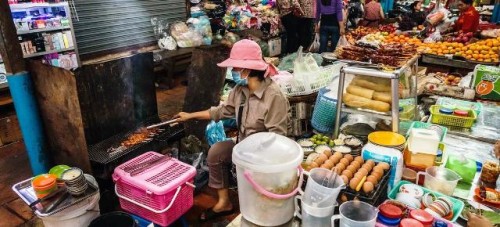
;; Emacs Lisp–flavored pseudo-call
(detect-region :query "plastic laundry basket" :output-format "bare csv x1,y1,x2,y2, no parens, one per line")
311,87,337,133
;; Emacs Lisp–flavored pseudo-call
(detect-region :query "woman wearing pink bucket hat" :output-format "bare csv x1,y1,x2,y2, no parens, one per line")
174,39,290,221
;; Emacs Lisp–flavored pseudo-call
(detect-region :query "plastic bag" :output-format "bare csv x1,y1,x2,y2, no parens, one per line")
294,47,320,74
308,34,320,53
205,120,230,146
336,35,349,50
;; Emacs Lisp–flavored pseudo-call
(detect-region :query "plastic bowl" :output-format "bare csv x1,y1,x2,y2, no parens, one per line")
49,165,71,179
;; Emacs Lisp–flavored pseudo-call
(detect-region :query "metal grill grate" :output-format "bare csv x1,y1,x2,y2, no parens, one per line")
88,119,184,182
88,122,183,165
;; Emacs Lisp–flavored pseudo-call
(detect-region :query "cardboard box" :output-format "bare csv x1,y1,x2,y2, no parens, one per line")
0,116,22,145
473,64,500,101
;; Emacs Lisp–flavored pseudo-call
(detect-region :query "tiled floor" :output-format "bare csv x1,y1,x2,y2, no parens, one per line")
0,74,240,226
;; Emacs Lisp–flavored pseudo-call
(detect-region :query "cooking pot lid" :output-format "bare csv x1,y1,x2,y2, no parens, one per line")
232,132,303,173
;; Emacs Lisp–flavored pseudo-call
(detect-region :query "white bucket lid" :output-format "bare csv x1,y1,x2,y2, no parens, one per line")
232,132,303,173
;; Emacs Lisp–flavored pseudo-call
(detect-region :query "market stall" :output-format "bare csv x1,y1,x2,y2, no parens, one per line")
6,0,500,225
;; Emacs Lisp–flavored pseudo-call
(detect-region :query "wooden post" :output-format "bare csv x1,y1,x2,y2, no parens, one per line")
0,0,26,74
0,1,51,175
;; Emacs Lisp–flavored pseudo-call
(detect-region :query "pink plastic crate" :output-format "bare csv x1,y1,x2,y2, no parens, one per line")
113,152,196,226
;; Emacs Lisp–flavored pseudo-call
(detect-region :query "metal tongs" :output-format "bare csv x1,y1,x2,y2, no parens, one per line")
146,118,179,130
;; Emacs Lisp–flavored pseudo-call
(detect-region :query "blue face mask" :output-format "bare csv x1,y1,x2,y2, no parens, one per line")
232,70,248,86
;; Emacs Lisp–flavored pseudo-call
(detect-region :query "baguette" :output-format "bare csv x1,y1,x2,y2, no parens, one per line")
344,92,391,112
373,91,392,103
346,85,375,99
351,77,392,92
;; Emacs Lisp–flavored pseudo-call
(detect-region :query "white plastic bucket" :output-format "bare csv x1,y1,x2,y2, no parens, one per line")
39,174,100,227
233,133,304,226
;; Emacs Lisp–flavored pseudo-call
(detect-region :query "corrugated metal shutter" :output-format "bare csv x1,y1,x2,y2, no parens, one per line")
73,0,186,56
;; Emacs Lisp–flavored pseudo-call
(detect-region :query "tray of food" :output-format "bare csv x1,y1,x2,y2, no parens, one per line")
338,162,391,207
474,186,500,207
335,42,418,68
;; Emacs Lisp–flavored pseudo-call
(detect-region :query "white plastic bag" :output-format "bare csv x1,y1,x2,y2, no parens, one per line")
336,35,349,51
308,34,320,53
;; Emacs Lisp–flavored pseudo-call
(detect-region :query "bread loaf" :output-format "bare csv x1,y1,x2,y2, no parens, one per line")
344,93,391,112
351,77,392,92
373,91,392,103
346,85,375,99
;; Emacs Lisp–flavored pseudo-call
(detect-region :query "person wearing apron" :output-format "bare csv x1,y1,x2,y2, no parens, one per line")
315,0,345,52
173,39,290,222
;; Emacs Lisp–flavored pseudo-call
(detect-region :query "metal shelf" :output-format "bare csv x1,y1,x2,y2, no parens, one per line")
9,2,68,10
333,56,420,138
421,55,477,70
342,106,393,121
24,47,74,58
17,26,71,35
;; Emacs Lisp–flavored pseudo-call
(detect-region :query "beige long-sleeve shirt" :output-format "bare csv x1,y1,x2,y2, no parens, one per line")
208,78,290,141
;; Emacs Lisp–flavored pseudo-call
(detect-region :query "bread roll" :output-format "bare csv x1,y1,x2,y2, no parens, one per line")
351,78,391,92
373,91,392,103
344,93,391,112
347,85,375,99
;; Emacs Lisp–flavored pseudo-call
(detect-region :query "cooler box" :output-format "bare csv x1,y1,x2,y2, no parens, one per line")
113,152,196,226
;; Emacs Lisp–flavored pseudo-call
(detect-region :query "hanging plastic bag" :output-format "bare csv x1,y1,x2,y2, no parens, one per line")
308,34,320,53
205,120,230,146
336,35,349,50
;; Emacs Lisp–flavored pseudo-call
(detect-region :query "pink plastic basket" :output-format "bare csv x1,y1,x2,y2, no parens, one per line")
113,152,196,226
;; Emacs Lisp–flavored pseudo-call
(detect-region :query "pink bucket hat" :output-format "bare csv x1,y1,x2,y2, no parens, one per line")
218,39,277,77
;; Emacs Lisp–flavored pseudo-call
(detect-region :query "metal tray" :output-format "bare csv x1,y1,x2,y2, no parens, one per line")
11,174,99,217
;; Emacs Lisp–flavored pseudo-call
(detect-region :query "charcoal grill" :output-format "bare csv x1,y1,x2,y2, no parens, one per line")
88,119,184,186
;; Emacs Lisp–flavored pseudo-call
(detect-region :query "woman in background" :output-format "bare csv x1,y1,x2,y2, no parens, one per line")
315,0,345,52
360,0,384,27
453,0,480,33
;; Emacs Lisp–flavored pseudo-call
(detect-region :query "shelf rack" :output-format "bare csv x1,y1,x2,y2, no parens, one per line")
17,26,71,35
333,56,420,138
10,2,80,67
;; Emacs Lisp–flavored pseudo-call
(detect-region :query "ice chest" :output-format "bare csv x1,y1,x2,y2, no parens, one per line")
113,152,196,226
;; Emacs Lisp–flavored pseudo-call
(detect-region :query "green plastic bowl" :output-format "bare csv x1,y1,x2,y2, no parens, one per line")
49,165,71,179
